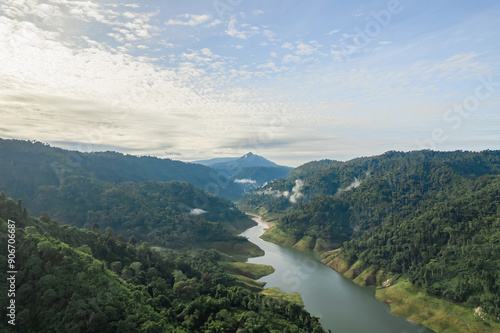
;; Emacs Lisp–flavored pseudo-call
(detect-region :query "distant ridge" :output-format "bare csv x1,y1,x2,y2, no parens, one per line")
195,152,283,169
195,152,293,193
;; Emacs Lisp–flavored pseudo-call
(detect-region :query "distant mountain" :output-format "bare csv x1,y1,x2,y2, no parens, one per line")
195,152,293,194
197,152,279,168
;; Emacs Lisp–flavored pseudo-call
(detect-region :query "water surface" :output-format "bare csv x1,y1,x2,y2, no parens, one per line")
240,217,433,333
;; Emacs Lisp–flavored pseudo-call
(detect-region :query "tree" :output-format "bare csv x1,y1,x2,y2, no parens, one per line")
40,211,51,223
105,226,115,239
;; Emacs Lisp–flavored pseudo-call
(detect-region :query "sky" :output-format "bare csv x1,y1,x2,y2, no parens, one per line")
0,0,499,167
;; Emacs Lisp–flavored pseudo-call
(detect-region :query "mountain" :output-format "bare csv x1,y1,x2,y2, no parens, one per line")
0,138,243,201
195,152,293,195
198,152,280,169
0,195,324,332
241,150,500,320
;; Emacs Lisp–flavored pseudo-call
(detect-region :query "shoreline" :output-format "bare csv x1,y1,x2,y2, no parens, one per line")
252,214,499,333
246,213,273,228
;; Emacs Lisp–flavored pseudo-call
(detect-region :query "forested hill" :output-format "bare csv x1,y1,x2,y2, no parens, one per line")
241,150,500,213
241,150,500,318
29,178,255,250
0,139,266,255
0,138,243,201
0,196,325,332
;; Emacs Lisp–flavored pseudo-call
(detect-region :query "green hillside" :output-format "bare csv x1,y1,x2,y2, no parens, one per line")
28,177,255,251
0,195,325,332
242,150,500,320
0,138,243,201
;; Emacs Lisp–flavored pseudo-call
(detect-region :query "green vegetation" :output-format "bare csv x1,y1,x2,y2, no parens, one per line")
0,195,325,332
29,176,255,250
244,150,500,328
217,262,275,292
0,138,243,201
260,288,304,307
375,279,499,333
259,226,297,248
217,262,275,280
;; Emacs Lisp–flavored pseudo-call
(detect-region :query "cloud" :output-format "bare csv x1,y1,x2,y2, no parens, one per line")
0,0,160,45
254,179,304,203
234,179,256,184
189,208,207,215
296,42,316,55
206,19,222,27
226,19,250,39
283,54,300,63
289,179,304,203
337,177,361,194
165,14,211,26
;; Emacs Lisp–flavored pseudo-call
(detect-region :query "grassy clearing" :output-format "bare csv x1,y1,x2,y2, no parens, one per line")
231,274,267,292
218,261,275,280
260,226,296,247
260,287,304,307
376,279,500,333
293,235,316,251
209,240,264,261
352,265,378,287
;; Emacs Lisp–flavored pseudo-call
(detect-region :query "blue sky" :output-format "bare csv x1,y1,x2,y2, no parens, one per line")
0,0,499,166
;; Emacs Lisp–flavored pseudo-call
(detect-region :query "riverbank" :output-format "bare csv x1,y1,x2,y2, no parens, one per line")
252,216,499,333
240,215,433,333
320,249,500,333
245,213,273,228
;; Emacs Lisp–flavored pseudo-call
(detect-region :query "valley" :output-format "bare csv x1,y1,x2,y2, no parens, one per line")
1,141,499,332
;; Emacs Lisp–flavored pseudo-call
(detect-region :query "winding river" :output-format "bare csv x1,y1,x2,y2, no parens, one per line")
240,216,434,333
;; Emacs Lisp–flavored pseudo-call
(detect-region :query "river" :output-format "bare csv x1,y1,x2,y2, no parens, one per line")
240,216,434,333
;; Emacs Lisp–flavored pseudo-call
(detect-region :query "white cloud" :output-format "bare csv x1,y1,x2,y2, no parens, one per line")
234,179,256,184
289,179,304,203
190,208,207,215
206,19,222,27
296,42,316,55
283,54,300,63
327,29,339,35
165,14,211,26
226,19,249,39
337,177,361,194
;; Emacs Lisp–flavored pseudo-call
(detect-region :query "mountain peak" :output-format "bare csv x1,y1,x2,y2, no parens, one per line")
243,152,254,158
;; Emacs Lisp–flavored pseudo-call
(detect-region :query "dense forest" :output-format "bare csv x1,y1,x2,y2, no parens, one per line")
29,176,253,249
0,139,270,254
0,195,325,332
242,150,500,318
0,139,243,201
